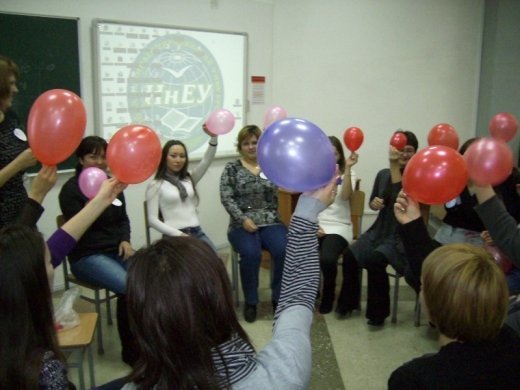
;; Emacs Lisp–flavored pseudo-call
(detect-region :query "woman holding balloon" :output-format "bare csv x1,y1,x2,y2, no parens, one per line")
0,56,37,229
220,125,287,323
145,125,218,250
318,135,358,314
58,135,137,365
340,130,418,326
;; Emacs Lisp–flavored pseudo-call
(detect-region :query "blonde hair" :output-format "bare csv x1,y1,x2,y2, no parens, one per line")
236,125,261,153
422,243,508,342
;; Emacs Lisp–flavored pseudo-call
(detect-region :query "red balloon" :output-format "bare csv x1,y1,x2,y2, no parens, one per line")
343,127,364,152
489,112,518,142
427,123,459,150
463,137,513,186
106,125,161,184
28,89,86,165
390,132,407,150
402,145,468,205
485,245,513,274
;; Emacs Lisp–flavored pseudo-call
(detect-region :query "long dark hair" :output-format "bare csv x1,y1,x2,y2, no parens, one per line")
154,140,198,201
329,135,346,174
0,225,64,389
74,135,108,176
127,236,252,389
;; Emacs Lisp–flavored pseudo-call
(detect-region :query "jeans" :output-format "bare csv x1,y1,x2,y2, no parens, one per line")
180,226,217,252
228,223,288,305
70,252,128,295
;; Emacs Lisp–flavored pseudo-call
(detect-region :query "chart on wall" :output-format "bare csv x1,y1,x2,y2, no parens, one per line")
93,20,248,159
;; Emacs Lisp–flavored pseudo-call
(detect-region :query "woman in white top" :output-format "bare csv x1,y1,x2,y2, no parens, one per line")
318,135,358,314
146,127,218,250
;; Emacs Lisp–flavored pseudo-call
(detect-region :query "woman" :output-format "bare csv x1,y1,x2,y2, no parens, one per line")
0,55,37,228
339,130,418,325
146,127,217,250
318,135,358,314
388,243,520,388
58,135,137,365
0,178,126,389
122,178,337,389
220,125,287,323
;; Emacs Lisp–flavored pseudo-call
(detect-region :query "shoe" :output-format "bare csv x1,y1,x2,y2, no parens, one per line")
319,299,334,314
335,306,352,318
272,300,278,314
367,318,385,327
244,304,257,323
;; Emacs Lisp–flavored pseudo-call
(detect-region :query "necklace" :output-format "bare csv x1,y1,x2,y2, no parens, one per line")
241,158,260,172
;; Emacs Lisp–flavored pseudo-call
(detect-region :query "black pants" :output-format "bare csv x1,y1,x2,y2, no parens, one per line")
363,250,391,321
319,234,348,304
336,247,361,311
117,294,138,366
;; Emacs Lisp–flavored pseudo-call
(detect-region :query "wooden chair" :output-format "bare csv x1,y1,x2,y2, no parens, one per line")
56,216,116,354
58,312,98,390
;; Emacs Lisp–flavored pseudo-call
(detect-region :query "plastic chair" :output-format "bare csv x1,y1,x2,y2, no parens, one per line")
56,215,116,354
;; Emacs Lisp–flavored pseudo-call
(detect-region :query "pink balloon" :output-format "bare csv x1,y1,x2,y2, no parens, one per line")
206,109,235,135
489,112,518,142
464,137,513,186
485,245,513,274
79,167,108,199
107,125,162,184
263,105,288,129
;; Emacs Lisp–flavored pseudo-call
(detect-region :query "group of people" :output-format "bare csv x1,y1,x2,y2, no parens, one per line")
2,52,520,389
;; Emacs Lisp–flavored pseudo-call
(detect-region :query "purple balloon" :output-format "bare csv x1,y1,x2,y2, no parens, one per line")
258,118,336,192
79,167,108,199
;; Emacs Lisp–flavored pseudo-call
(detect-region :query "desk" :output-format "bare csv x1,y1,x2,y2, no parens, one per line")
58,312,98,390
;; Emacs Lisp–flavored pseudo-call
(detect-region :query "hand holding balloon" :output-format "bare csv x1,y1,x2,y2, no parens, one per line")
343,127,364,152
79,167,108,199
393,190,421,225
390,132,407,150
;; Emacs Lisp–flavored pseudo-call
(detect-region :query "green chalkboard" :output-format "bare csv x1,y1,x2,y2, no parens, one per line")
0,12,81,173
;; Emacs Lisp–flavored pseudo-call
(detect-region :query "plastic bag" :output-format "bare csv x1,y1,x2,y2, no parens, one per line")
54,286,81,331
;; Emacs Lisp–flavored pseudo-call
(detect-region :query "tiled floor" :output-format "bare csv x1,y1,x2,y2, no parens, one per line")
57,250,438,389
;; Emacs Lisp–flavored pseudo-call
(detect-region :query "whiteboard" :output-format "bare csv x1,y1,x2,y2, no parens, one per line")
92,19,248,159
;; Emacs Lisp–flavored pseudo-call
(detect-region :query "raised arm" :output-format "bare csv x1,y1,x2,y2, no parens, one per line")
191,135,218,183
340,152,358,201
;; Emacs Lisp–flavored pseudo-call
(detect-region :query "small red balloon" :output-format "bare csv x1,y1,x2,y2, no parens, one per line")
485,245,513,274
489,112,518,142
28,89,86,165
427,123,459,150
390,132,408,150
464,137,513,186
343,127,364,152
402,145,468,205
107,125,162,184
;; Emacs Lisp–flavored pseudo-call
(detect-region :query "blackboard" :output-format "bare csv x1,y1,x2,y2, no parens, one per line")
0,12,81,173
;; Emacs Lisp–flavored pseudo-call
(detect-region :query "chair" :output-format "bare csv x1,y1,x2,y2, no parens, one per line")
56,215,116,354
231,248,273,307
58,312,98,390
350,179,365,241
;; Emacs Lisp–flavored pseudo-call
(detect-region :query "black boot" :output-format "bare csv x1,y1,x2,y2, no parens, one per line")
244,304,257,323
117,294,138,366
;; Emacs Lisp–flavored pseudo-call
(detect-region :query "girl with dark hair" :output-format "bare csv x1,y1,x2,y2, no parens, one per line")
317,135,359,313
0,178,126,389
145,126,218,250
122,178,338,389
338,130,418,326
59,135,137,365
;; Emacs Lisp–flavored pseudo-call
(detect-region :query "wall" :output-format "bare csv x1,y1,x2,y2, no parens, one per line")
2,0,484,290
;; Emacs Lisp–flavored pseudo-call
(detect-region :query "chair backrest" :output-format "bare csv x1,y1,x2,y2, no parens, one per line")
350,179,365,240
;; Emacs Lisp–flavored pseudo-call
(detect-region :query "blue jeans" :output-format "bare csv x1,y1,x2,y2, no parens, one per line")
70,252,128,295
180,226,217,252
228,223,288,305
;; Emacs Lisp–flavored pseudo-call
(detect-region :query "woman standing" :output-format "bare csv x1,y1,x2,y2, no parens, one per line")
146,127,217,250
318,135,358,314
220,125,287,323
0,55,36,228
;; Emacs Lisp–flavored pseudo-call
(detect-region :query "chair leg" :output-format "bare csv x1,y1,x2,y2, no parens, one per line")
93,289,105,355
105,289,113,326
391,273,400,324
414,294,421,327
231,249,240,307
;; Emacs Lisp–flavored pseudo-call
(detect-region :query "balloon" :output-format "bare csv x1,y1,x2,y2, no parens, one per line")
106,125,162,184
489,112,518,142
485,245,513,274
463,137,513,186
402,145,468,205
390,132,407,150
258,118,336,192
263,105,288,129
79,167,107,199
28,89,86,165
427,123,459,150
343,127,364,152
206,109,235,135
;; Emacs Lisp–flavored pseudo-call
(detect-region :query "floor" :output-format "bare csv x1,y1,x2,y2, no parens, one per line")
56,250,438,390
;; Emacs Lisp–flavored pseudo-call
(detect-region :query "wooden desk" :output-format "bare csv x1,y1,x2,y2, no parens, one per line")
58,312,98,390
